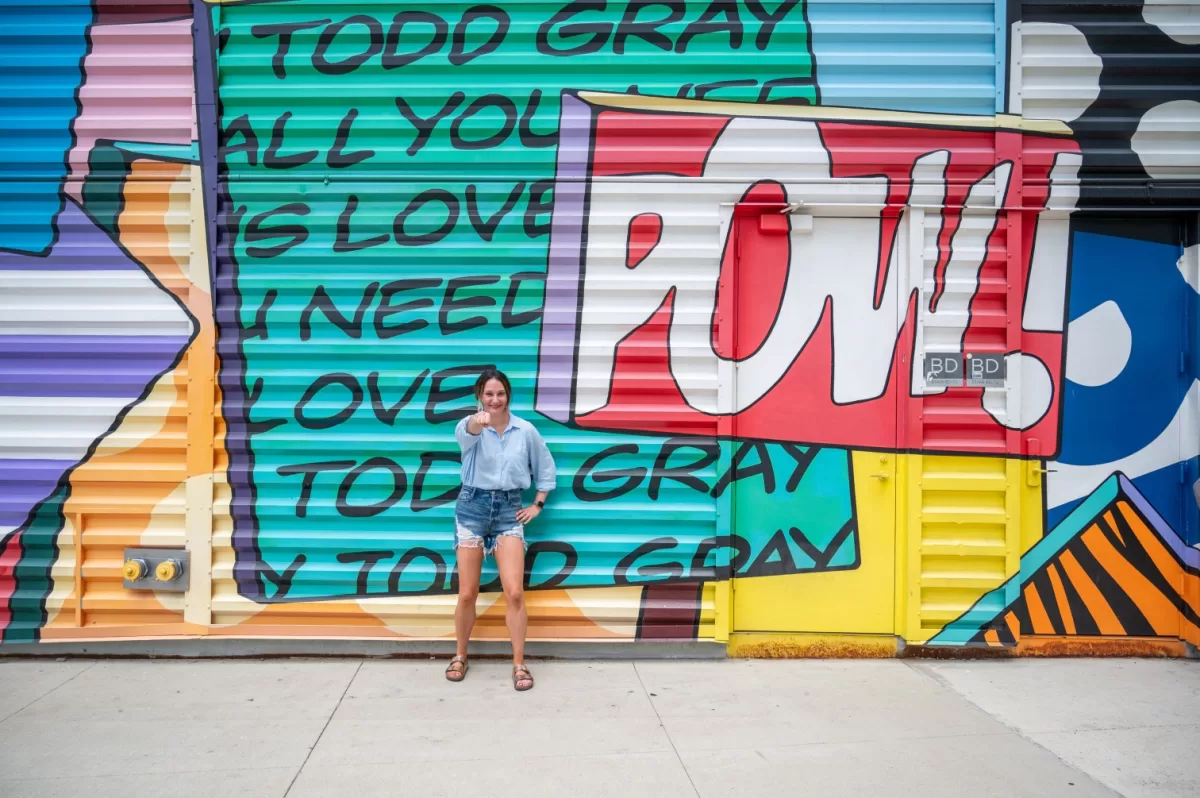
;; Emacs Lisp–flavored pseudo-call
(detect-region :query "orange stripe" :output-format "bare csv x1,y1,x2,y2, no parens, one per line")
1059,549,1125,635
1103,510,1123,545
1004,611,1021,640
984,629,1001,646
1179,613,1200,644
1023,583,1055,634
1118,502,1198,616
1083,526,1179,635
1047,563,1076,634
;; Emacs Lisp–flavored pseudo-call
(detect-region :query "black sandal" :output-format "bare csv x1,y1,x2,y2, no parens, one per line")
445,655,468,682
512,663,533,691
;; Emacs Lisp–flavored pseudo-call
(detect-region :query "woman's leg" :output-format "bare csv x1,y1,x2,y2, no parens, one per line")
494,536,527,667
454,543,484,659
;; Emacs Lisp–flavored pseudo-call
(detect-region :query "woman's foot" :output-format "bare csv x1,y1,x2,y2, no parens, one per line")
512,663,533,691
445,655,468,682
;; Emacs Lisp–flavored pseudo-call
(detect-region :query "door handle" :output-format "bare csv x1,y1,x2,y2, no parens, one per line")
1026,461,1057,487
870,455,890,480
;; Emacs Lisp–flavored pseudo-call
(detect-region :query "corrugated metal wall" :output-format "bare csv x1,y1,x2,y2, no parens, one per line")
211,0,825,635
0,0,1197,652
0,1,198,641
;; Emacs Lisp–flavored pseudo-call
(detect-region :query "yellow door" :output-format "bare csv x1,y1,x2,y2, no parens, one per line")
722,210,898,639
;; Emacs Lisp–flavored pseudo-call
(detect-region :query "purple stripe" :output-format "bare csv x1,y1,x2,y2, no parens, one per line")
0,199,142,272
212,129,262,599
1119,475,1200,569
0,459,75,530
535,92,592,424
193,0,220,297
0,335,190,398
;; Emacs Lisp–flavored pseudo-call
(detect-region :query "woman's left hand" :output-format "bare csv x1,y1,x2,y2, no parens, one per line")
516,505,541,524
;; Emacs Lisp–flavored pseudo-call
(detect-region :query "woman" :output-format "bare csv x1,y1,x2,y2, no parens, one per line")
445,368,556,691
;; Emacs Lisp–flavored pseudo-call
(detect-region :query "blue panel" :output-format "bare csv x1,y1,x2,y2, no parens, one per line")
1048,460,1199,546
0,1,92,254
1055,228,1197,544
807,0,999,115
1059,232,1192,467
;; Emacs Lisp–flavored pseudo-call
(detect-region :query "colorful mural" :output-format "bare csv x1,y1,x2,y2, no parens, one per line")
932,474,1200,646
0,0,1197,653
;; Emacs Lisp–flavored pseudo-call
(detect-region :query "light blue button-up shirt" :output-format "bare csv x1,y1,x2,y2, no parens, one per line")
455,413,557,492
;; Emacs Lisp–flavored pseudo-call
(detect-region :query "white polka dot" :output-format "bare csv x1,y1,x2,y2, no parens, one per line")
983,353,1054,431
1179,244,1200,293
1065,301,1133,387
1013,22,1102,122
1144,0,1200,45
1132,100,1200,180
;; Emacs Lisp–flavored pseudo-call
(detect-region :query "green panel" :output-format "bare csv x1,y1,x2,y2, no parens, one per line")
2,486,65,643
216,0,852,602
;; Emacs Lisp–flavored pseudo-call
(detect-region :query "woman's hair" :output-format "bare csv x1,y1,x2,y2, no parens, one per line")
474,368,513,405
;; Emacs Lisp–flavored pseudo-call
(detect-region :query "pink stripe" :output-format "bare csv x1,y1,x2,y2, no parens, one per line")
0,530,22,635
66,18,194,197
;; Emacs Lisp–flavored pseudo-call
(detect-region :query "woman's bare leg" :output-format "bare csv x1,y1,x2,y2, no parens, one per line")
494,536,527,666
454,544,484,658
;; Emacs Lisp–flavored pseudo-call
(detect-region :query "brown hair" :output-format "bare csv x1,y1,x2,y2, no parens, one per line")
474,368,513,406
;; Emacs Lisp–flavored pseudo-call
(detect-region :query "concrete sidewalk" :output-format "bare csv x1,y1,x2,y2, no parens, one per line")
0,657,1197,797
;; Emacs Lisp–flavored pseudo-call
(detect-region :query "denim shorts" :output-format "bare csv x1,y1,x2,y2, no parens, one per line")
454,486,526,556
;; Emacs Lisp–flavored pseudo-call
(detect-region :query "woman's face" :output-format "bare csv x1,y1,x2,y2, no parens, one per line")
480,378,509,413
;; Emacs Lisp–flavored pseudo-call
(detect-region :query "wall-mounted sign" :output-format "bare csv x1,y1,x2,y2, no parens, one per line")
924,354,964,387
965,353,1007,387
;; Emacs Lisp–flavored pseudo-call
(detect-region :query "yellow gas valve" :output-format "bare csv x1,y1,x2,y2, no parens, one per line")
155,559,183,582
122,559,148,581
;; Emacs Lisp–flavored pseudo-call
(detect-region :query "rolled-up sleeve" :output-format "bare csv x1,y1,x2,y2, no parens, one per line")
455,416,481,452
529,427,557,491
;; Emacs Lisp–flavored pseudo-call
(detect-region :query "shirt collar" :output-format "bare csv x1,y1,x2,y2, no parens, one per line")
487,414,521,434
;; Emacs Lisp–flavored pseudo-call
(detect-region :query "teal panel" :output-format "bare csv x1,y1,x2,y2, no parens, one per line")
215,0,857,602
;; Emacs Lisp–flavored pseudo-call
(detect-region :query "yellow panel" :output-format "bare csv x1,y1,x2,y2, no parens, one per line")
711,580,731,642
900,454,1042,644
730,451,896,634
1022,460,1049,556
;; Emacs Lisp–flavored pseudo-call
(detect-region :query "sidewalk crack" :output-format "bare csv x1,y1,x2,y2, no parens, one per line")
283,660,362,797
904,661,1124,797
0,661,97,726
634,662,701,798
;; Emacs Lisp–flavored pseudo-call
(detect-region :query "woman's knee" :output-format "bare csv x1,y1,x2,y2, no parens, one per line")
503,584,524,607
457,586,480,605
